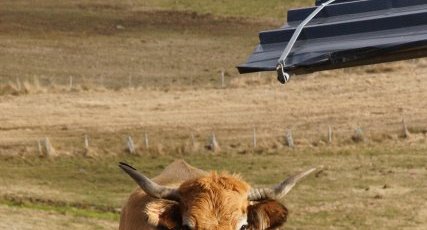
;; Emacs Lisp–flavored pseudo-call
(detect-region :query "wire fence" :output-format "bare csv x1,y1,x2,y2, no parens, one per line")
2,116,425,157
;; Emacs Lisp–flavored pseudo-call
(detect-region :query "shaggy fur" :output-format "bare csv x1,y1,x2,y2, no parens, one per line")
178,172,250,229
119,160,289,230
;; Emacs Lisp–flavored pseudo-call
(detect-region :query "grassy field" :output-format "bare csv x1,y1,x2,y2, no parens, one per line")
1,146,427,229
1,0,427,229
1,62,427,157
0,0,281,89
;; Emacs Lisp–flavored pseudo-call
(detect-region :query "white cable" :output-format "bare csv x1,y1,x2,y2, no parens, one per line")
277,0,336,83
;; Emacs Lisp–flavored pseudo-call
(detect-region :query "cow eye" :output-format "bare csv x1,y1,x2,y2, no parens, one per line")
240,224,249,230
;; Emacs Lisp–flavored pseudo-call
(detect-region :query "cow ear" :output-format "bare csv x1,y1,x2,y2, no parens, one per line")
145,200,182,229
248,200,288,230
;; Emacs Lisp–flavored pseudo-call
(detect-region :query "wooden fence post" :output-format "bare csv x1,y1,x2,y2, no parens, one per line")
84,134,89,149
253,128,257,148
37,140,43,156
209,132,220,152
352,128,364,143
127,136,136,154
401,118,410,138
42,137,56,157
144,133,149,150
328,126,333,144
221,71,225,88
286,129,294,148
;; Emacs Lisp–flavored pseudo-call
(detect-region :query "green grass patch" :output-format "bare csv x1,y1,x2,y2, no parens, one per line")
1,195,119,221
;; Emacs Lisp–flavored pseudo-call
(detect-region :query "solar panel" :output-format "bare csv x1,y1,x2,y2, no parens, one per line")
237,0,427,83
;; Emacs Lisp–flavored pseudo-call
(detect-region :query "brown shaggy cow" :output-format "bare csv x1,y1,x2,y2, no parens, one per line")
119,160,316,230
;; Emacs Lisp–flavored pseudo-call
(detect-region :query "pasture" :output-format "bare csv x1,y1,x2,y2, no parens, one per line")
1,0,427,229
2,148,427,229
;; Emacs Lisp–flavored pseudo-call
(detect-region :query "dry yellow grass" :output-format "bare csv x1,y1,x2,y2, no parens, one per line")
1,59,427,155
0,0,278,90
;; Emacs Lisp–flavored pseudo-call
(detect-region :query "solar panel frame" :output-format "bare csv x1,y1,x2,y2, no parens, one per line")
237,0,427,76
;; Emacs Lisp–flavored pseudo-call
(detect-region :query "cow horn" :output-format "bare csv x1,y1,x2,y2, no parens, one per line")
248,168,316,201
119,162,180,201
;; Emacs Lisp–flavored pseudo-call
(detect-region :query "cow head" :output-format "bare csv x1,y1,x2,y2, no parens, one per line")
119,162,315,230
